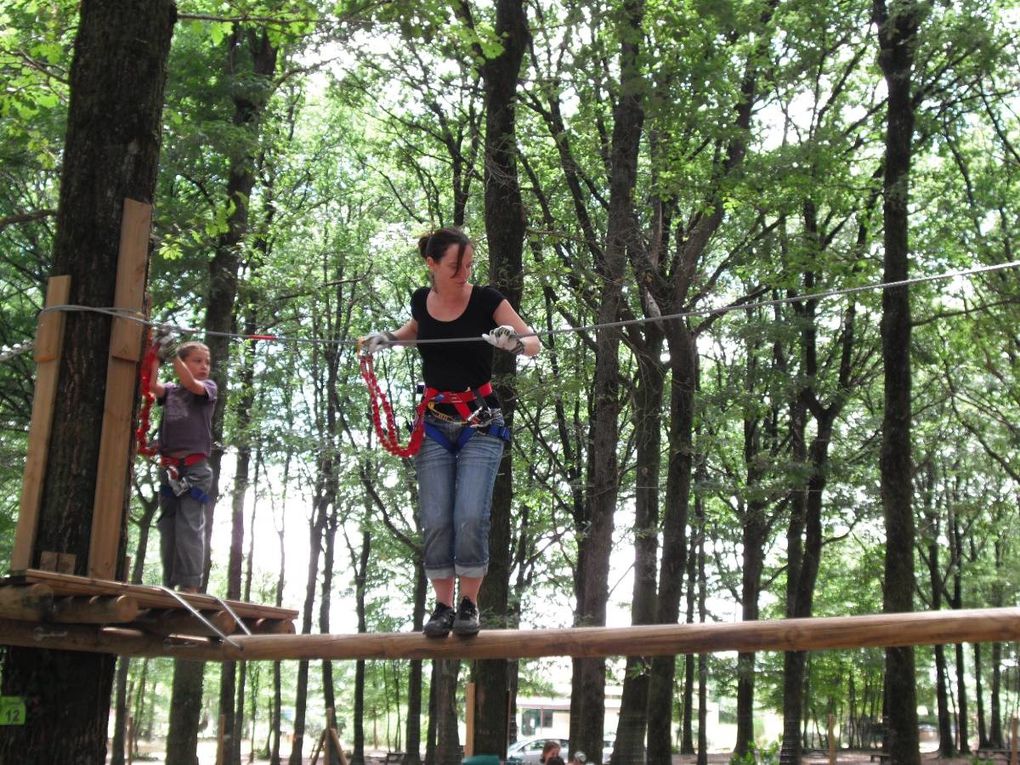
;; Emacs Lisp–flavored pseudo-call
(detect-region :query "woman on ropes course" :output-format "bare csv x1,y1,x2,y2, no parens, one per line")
360,226,541,637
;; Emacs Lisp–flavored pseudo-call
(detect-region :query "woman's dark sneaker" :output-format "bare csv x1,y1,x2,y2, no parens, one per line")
423,602,456,638
452,597,480,636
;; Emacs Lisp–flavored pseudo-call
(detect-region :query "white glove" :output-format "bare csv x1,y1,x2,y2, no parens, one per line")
155,330,177,362
361,331,397,354
482,325,525,355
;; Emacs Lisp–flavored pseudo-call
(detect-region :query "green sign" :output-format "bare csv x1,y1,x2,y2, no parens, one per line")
0,696,26,726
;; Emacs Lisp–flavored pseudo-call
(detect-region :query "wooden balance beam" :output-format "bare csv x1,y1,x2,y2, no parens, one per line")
0,606,1017,662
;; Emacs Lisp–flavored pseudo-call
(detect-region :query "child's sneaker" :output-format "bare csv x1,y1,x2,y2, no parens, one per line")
423,602,456,638
452,597,480,636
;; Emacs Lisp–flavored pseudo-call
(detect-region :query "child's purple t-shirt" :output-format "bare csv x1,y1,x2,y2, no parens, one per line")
158,380,217,456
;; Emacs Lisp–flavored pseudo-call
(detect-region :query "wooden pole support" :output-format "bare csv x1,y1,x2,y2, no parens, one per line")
216,713,226,765
11,275,72,572
134,608,236,638
465,681,476,758
309,729,326,765
0,584,54,620
52,595,140,624
89,198,151,580
249,618,297,635
1010,716,1017,765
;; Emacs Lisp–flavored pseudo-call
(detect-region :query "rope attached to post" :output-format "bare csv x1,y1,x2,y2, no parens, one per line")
135,328,159,457
358,352,433,458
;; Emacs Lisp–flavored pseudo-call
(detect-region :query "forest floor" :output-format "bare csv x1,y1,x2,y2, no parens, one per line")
117,743,1004,765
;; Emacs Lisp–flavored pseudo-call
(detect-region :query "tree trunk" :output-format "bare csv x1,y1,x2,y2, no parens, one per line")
734,507,767,756
351,528,372,765
572,1,644,760
614,342,665,765
473,0,530,754
948,514,970,753
403,565,428,765
0,1,174,762
679,521,699,756
873,2,921,763
975,643,990,749
435,659,463,765
695,501,708,765
288,502,328,765
647,327,696,765
221,316,258,765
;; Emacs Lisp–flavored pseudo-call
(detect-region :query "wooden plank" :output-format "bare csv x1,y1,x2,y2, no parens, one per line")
109,199,151,361
11,275,71,572
7,570,297,621
89,199,152,580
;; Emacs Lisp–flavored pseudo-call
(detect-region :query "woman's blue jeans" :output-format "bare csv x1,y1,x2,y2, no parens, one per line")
415,416,505,580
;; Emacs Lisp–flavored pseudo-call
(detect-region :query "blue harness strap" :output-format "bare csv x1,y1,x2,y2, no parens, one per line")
423,420,511,454
159,482,210,504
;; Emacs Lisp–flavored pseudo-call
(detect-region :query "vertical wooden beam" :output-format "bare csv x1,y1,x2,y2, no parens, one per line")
1011,716,1017,765
10,274,72,572
465,681,476,758
88,198,151,579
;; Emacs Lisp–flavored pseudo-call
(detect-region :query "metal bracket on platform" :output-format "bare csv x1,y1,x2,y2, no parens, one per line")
207,594,252,636
156,586,241,649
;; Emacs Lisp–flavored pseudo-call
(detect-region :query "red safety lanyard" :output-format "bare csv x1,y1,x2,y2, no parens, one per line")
359,353,434,458
136,329,159,458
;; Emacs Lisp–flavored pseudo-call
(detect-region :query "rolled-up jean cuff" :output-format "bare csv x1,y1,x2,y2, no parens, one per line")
455,563,488,578
425,565,456,580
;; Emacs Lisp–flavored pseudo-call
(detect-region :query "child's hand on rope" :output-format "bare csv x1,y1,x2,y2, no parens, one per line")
482,325,525,355
360,331,397,355
154,329,177,362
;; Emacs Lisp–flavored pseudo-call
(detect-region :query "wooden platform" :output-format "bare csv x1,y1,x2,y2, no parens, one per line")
0,569,297,639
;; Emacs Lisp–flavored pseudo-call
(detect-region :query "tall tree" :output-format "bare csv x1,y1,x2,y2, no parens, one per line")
0,0,175,761
873,0,921,762
570,0,644,760
455,0,532,755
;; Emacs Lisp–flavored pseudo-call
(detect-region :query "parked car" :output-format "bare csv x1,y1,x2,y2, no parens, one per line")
506,737,570,765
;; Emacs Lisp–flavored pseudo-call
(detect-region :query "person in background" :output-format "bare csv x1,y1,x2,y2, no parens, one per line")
149,336,216,593
360,226,541,637
539,740,562,765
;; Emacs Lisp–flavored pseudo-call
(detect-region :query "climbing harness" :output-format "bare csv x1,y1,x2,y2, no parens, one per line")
358,351,510,458
420,384,511,454
158,454,211,503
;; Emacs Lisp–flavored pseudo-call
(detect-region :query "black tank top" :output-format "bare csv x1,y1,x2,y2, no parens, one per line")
411,284,504,392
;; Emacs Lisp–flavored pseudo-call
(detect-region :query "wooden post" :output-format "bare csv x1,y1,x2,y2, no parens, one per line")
326,707,343,765
10,275,72,572
1010,716,1017,765
88,198,151,579
465,681,475,758
309,729,326,765
215,713,226,765
828,713,836,765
